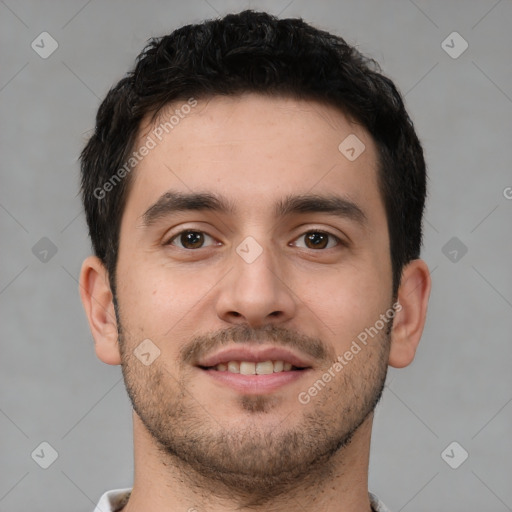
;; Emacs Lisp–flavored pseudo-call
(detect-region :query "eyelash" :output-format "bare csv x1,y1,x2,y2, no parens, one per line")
165,229,343,250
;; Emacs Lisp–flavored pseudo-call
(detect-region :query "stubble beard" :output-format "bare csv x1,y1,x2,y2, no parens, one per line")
117,317,390,505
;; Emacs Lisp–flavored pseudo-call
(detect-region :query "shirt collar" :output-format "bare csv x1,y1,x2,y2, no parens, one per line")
94,488,392,512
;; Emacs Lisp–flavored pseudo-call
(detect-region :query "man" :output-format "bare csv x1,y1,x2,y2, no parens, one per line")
79,10,431,512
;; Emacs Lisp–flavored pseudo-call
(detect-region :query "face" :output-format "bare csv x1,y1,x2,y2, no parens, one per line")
114,93,394,496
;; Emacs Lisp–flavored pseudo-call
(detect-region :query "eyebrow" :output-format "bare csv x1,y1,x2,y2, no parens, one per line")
141,190,367,228
142,191,236,227
275,193,367,226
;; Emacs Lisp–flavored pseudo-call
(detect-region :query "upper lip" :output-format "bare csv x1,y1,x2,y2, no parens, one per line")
196,345,314,368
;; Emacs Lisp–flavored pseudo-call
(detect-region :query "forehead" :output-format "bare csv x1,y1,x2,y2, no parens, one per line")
125,93,383,223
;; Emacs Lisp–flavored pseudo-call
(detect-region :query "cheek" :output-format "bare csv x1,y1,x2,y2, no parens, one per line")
115,259,217,337
296,264,391,349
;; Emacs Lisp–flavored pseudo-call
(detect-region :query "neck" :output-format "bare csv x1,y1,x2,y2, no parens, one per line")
122,412,374,512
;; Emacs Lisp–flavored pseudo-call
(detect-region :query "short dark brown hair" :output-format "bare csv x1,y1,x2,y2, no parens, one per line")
80,9,426,296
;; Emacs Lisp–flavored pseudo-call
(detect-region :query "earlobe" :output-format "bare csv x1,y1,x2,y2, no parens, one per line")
389,259,431,368
79,256,122,365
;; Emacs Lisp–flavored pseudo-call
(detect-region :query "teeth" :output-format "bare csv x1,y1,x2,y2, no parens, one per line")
227,361,240,373
273,360,284,372
240,362,256,375
213,360,296,374
255,361,274,375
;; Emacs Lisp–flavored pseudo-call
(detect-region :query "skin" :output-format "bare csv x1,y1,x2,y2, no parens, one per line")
80,93,431,512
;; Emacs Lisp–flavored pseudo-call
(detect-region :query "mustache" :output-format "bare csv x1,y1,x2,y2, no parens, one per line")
180,324,335,366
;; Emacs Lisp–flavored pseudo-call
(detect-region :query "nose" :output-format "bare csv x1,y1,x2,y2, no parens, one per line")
215,240,297,328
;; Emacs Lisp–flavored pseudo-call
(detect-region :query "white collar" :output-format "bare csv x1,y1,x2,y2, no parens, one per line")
94,488,392,512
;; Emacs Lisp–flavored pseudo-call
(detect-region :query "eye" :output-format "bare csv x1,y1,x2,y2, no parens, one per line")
292,231,340,250
166,230,217,249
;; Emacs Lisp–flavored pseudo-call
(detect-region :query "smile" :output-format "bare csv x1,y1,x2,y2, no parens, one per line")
202,360,307,374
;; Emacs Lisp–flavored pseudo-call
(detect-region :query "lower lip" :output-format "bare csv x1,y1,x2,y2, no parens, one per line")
201,368,311,394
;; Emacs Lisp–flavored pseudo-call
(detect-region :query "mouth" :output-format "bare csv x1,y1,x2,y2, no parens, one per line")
199,360,308,374
196,345,313,394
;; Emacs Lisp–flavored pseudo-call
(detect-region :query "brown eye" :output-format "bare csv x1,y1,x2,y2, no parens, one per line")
294,231,339,250
168,230,214,249
305,232,328,249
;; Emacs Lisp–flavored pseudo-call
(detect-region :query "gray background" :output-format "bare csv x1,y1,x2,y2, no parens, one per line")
1,1,511,511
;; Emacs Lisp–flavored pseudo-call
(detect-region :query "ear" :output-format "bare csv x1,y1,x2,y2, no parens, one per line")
388,259,431,368
79,256,121,365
